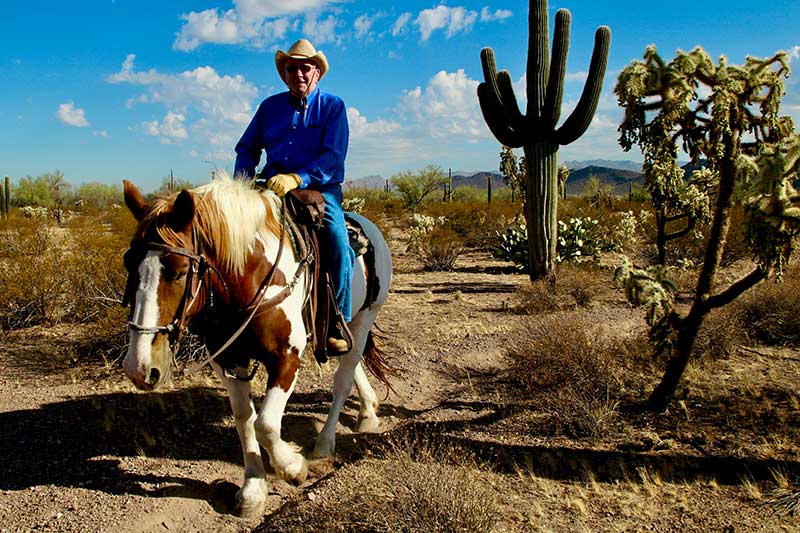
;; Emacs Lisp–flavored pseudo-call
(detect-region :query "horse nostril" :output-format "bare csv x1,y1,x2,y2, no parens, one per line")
147,368,161,386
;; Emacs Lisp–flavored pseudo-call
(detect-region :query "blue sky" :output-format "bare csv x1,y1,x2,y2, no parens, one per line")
3,0,799,192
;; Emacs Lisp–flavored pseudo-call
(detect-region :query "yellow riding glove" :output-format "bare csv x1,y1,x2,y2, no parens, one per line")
266,173,302,196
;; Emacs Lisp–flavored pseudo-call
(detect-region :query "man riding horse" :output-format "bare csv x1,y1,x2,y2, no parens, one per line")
233,38,352,354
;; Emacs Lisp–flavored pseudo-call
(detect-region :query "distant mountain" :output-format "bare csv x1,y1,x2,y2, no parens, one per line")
565,166,644,196
345,160,656,194
452,171,505,190
564,159,643,172
344,175,387,190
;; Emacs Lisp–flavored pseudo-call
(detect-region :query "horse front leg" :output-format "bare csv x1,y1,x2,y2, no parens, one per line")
254,349,308,485
210,361,268,519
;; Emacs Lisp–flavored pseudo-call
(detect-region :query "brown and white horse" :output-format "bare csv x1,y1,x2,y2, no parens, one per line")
121,174,392,517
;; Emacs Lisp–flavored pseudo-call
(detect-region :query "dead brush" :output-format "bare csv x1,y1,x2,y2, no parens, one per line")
261,433,510,533
505,315,644,439
734,267,800,346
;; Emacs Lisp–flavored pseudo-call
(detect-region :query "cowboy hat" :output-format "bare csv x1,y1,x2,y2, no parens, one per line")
275,39,329,82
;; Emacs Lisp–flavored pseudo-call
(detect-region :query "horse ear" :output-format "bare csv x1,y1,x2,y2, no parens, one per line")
123,179,148,221
169,189,196,232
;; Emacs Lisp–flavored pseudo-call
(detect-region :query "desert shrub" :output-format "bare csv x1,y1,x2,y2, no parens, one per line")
693,305,746,360
425,199,521,250
506,316,646,438
406,214,465,271
0,220,73,328
493,218,528,272
512,264,612,314
557,216,619,264
342,196,365,213
735,270,800,346
258,436,505,533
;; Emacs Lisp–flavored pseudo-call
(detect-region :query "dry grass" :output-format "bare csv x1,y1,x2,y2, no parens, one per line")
504,314,651,439
735,268,800,346
258,435,515,533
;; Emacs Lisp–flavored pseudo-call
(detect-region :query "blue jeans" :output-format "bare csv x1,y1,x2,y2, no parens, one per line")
319,187,354,323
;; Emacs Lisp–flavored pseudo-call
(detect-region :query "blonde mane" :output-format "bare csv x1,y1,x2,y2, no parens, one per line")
136,172,283,275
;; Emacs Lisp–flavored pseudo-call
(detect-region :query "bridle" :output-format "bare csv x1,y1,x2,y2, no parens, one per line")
122,198,312,377
123,226,218,349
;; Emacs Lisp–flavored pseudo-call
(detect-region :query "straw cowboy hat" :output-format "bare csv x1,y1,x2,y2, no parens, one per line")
275,39,329,82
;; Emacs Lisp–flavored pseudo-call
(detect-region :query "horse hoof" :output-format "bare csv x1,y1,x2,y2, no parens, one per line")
310,436,335,459
356,415,380,433
235,497,266,519
283,457,309,485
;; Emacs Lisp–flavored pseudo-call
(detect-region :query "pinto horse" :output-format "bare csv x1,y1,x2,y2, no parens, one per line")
121,174,392,517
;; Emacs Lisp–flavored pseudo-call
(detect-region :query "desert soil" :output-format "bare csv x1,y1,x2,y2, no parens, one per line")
1,251,798,532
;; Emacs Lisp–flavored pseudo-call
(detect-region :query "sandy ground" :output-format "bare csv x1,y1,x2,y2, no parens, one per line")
1,252,798,532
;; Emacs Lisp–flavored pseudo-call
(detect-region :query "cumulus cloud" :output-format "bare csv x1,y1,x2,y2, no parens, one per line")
397,69,484,138
143,112,189,144
174,0,339,51
302,14,339,44
107,54,257,154
56,102,89,127
353,12,386,40
391,12,412,36
415,6,478,41
788,45,800,62
480,7,512,22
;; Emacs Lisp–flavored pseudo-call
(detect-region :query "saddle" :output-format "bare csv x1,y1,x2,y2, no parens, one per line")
283,189,359,364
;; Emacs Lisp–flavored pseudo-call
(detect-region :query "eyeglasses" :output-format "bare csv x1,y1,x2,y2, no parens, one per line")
286,64,316,74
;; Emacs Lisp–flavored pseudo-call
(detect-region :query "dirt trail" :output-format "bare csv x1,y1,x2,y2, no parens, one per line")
2,252,799,532
0,253,525,533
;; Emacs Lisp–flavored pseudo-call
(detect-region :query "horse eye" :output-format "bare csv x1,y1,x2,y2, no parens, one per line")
164,268,188,282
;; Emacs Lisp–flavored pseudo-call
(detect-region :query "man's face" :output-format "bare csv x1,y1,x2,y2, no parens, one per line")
285,59,319,98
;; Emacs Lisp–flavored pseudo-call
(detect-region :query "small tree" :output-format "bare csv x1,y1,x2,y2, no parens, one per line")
615,45,797,410
390,165,449,211
557,164,569,199
500,146,523,203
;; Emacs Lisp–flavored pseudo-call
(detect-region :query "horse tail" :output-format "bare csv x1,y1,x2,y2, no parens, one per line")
362,325,399,399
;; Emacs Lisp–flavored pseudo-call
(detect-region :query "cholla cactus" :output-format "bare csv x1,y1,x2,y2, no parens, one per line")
342,196,365,214
478,0,610,282
616,45,795,410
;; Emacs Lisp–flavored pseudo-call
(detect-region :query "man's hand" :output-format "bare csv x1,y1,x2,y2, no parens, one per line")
266,173,302,196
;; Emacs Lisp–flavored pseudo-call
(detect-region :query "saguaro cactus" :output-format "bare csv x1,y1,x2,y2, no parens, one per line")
478,0,610,282
3,176,9,216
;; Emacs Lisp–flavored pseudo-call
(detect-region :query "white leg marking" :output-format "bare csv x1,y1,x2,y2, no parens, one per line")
255,373,308,484
123,252,161,382
211,361,268,518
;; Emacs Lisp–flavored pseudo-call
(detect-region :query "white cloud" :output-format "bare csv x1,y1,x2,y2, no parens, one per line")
107,55,257,153
93,130,109,137
302,14,340,44
787,45,800,62
480,7,512,22
56,102,89,127
397,69,484,138
143,112,189,144
416,6,478,41
347,107,400,138
174,0,339,51
354,12,384,40
391,12,412,36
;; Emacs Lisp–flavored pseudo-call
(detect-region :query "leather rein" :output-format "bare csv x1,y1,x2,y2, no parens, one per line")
124,198,311,378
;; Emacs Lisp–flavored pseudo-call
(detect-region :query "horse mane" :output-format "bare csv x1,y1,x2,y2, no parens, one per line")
135,172,283,275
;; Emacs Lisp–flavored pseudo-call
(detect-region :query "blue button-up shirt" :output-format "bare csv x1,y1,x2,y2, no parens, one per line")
234,87,349,190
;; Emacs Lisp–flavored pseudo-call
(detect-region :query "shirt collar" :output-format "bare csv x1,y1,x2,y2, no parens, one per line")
288,87,320,110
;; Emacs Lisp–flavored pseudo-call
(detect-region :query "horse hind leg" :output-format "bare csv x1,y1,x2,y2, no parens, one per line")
353,355,380,432
311,309,380,459
210,361,268,519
